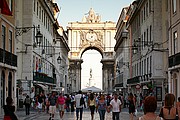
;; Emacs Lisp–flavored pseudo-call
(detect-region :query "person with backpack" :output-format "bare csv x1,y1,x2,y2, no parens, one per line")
24,95,31,115
75,90,85,120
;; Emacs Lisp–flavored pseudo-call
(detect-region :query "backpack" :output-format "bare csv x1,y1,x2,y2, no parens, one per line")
25,98,31,104
80,96,84,106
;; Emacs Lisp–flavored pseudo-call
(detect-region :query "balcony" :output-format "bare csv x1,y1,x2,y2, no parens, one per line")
0,48,17,67
169,52,180,67
127,76,140,84
33,72,56,84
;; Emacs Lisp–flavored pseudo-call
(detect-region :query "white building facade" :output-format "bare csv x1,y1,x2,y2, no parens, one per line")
114,7,130,94
15,0,61,106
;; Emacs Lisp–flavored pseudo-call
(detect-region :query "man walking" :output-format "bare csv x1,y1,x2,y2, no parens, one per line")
75,90,85,120
110,93,122,120
48,91,57,120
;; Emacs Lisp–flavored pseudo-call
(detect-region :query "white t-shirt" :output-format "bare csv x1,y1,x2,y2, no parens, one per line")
75,94,83,108
110,99,122,112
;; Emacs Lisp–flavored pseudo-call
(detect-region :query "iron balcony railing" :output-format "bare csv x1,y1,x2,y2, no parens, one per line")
127,76,140,84
33,72,56,84
0,48,17,67
169,52,180,67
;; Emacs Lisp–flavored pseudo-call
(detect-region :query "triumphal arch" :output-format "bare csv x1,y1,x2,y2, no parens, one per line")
67,8,116,93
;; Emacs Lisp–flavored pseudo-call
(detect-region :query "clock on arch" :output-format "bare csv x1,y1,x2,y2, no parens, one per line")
86,31,97,41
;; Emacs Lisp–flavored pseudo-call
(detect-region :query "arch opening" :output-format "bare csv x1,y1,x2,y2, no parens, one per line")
81,49,103,90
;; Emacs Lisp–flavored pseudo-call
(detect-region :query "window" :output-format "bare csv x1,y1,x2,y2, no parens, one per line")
150,25,152,42
9,30,12,52
141,34,143,50
142,61,144,75
42,10,43,22
147,57,149,74
42,37,46,52
173,31,178,54
141,10,143,23
149,0,151,13
144,59,146,74
144,32,146,47
146,2,148,17
48,20,49,31
150,56,152,74
36,2,38,16
2,25,6,49
144,6,146,20
173,0,177,13
34,0,36,12
147,28,149,44
39,6,41,19
46,39,48,53
44,13,45,26
139,61,141,76
46,16,47,29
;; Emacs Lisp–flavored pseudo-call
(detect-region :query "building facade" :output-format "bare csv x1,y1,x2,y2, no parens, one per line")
55,27,70,94
114,7,129,94
67,8,116,93
0,0,17,115
15,0,60,106
168,0,180,99
126,0,168,103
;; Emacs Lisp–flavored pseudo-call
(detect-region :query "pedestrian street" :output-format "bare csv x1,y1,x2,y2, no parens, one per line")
0,108,145,120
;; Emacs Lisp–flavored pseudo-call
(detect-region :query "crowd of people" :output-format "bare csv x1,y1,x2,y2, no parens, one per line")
2,91,180,120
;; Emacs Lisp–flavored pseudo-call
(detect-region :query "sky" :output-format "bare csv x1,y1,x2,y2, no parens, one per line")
56,0,133,29
55,0,133,89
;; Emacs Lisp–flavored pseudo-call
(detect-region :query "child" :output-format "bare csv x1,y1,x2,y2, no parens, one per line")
105,106,111,120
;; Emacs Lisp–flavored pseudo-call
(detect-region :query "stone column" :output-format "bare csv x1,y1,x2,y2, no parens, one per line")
69,59,83,92
101,59,115,93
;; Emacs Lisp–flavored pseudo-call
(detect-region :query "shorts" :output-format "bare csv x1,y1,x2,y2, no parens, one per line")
58,104,65,111
37,102,42,109
49,105,56,114
89,105,95,114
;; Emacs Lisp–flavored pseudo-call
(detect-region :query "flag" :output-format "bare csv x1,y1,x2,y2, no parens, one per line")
0,0,12,16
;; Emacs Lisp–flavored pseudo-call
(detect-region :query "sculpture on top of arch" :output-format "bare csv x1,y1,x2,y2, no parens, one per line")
82,8,101,23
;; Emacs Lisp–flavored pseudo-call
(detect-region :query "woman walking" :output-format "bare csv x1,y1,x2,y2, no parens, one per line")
159,93,179,120
88,93,96,120
138,96,162,120
57,93,66,120
96,94,107,120
128,93,136,120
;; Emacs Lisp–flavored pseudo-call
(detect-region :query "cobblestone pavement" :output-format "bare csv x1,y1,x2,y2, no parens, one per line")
0,108,147,120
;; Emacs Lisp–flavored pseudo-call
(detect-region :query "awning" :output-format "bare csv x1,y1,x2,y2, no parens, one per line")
35,84,48,90
143,85,149,89
82,86,103,93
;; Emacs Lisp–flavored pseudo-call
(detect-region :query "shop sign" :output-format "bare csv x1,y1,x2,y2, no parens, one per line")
136,84,141,89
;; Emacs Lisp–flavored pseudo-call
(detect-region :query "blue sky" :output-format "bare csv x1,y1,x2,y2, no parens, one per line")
55,0,133,89
56,0,133,29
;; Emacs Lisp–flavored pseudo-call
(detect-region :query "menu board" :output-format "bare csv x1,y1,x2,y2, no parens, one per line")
156,87,162,101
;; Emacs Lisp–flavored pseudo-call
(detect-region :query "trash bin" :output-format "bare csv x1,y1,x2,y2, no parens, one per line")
19,99,24,108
